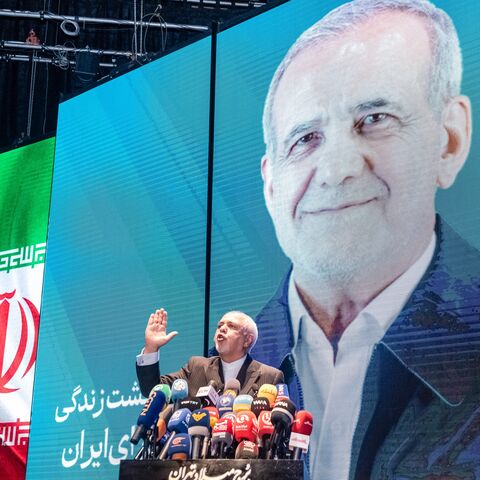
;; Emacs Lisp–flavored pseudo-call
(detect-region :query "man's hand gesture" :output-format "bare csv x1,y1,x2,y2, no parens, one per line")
144,308,178,354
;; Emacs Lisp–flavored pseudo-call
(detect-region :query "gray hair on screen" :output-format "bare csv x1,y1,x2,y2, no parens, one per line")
262,0,463,158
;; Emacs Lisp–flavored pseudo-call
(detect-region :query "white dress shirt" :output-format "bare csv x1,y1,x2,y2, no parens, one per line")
289,234,436,480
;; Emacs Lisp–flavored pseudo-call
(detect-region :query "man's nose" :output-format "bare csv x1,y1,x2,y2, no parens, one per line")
312,134,367,187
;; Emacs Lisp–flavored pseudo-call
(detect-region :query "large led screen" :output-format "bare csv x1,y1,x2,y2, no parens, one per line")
27,37,211,479
0,137,55,479
211,0,480,478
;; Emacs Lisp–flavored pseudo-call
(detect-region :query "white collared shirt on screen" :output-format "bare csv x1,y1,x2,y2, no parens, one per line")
289,233,436,480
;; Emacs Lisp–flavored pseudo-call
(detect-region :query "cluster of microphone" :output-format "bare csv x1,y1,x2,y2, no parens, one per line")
130,378,313,462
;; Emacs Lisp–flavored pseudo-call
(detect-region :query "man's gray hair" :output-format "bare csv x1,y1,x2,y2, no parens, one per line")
226,310,258,352
263,0,463,158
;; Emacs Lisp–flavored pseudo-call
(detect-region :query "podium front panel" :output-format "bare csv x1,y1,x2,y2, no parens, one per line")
119,459,304,480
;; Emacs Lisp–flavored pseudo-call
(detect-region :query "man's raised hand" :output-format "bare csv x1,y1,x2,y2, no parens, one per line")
144,308,178,353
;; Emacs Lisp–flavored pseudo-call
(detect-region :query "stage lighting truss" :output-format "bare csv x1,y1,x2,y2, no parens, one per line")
0,8,210,70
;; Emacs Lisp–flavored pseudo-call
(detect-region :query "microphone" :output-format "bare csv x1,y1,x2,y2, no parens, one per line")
167,433,192,460
217,394,235,418
251,383,259,397
188,409,211,459
258,384,277,407
234,411,258,444
235,440,259,459
171,379,189,410
266,398,296,459
223,378,240,397
289,410,314,460
158,408,192,460
130,389,166,445
222,411,237,424
210,416,234,459
196,380,220,407
178,398,202,412
204,406,219,429
232,394,253,413
156,384,172,405
257,410,274,457
201,406,219,459
275,383,290,401
155,404,174,443
251,397,271,418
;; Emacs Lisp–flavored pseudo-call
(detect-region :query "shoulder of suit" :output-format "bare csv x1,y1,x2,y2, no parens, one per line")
188,356,219,365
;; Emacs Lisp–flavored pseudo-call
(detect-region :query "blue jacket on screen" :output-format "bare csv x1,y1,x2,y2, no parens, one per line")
251,217,480,479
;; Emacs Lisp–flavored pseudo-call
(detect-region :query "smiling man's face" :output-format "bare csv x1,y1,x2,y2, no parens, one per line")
262,11,445,283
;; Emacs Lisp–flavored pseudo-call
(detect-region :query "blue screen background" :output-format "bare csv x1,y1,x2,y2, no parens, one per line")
27,37,211,479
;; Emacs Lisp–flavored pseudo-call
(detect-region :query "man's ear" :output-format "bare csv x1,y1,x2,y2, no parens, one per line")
437,95,472,189
243,333,254,350
261,154,274,216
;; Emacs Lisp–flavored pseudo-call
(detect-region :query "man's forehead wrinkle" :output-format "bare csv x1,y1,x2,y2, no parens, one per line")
351,98,405,114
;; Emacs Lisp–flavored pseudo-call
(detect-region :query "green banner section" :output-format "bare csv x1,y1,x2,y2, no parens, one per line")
0,138,55,254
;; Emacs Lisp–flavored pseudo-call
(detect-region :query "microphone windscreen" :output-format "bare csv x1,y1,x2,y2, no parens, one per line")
251,397,271,417
130,389,166,444
222,412,237,425
188,409,211,437
167,433,191,459
223,378,240,397
205,406,219,428
258,410,274,438
258,384,277,407
137,390,166,428
235,440,259,459
271,398,296,430
292,410,313,435
275,383,290,401
155,384,172,404
156,404,174,440
234,411,258,443
233,394,253,413
216,394,235,417
211,417,234,446
289,410,314,454
167,408,192,434
178,398,202,412
171,379,189,402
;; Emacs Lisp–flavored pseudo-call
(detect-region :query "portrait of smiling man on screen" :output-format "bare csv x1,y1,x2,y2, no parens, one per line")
251,0,480,478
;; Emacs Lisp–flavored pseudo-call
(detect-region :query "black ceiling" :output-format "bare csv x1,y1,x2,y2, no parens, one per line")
0,0,270,152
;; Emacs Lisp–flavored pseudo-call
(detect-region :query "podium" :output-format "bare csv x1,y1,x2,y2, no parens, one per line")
119,459,304,479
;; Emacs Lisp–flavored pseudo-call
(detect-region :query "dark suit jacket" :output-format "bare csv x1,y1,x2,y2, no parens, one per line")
136,354,284,399
251,217,480,479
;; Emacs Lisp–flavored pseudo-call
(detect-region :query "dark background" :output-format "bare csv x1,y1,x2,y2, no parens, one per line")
0,0,266,152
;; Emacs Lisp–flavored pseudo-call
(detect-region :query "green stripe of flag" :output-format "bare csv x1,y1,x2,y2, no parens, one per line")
0,137,55,252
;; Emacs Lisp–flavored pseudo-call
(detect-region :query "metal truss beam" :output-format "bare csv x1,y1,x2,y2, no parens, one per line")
0,9,209,32
1,40,133,58
0,52,115,68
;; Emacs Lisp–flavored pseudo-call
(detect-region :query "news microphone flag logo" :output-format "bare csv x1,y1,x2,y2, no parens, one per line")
192,412,208,422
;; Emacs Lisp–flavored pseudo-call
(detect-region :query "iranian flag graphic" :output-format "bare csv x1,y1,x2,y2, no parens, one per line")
0,138,54,478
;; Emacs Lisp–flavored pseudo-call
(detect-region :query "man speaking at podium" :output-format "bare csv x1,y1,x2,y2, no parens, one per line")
136,308,283,398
